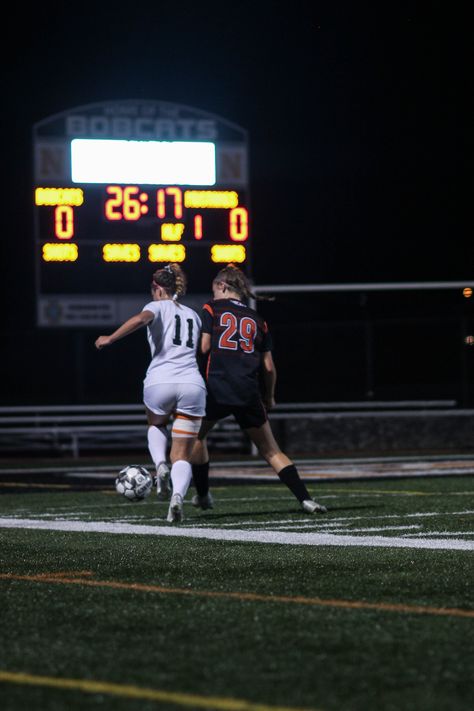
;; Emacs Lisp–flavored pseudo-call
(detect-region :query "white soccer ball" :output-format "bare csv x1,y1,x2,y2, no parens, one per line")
115,465,153,501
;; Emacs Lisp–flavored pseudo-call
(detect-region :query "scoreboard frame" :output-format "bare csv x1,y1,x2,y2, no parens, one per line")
33,99,251,327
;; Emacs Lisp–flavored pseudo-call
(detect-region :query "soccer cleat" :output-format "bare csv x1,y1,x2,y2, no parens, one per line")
191,492,214,510
302,499,327,514
156,461,171,501
167,493,184,523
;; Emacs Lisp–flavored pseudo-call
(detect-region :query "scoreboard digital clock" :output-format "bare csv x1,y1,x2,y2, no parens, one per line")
34,100,251,327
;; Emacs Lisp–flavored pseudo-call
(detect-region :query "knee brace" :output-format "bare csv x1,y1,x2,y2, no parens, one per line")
172,414,202,438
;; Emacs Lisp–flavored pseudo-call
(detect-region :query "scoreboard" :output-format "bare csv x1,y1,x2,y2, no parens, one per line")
34,100,251,327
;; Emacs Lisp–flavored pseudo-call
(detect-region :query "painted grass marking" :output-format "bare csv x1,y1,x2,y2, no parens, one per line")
270,525,423,533
0,516,473,550
0,670,317,711
186,518,318,528
2,572,473,620
310,510,474,523
186,510,474,529
404,532,474,538
35,570,93,579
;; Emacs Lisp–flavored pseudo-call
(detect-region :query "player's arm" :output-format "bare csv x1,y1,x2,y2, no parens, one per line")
195,332,211,377
198,303,213,358
261,350,277,410
95,310,154,349
200,332,212,355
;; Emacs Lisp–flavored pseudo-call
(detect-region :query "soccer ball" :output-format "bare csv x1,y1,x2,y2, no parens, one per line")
115,465,153,501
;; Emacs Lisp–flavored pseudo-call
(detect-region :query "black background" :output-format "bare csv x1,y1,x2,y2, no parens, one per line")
2,3,472,406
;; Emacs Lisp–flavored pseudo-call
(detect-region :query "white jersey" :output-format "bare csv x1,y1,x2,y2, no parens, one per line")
142,300,205,389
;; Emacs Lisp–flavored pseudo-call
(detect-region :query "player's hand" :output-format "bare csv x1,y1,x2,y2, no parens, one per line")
95,335,112,349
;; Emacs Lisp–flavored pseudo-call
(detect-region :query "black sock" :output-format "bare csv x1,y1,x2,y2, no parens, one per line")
192,462,210,497
277,464,310,503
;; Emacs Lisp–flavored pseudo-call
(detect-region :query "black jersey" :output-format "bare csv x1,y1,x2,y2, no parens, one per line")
200,298,273,406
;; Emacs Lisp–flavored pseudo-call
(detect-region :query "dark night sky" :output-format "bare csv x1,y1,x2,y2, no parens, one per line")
2,2,472,323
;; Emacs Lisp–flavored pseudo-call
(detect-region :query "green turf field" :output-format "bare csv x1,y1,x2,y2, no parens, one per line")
0,475,473,711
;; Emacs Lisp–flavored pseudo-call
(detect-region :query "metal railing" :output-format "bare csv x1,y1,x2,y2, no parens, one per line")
252,281,474,294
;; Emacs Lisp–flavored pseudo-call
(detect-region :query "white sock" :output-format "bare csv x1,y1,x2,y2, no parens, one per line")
170,460,192,498
147,425,168,469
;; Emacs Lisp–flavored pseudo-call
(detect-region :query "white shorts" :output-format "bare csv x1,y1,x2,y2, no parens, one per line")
143,383,206,417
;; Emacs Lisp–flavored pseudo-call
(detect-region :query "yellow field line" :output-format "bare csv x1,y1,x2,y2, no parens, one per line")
34,570,94,579
0,670,317,711
1,572,473,619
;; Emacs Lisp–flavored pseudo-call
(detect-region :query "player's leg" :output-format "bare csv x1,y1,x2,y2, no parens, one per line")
143,385,173,499
190,394,230,509
190,419,218,509
166,414,202,522
166,384,206,523
244,415,327,514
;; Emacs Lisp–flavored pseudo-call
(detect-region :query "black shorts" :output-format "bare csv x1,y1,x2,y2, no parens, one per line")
204,395,268,429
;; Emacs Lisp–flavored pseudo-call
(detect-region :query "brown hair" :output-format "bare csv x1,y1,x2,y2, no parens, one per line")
152,264,187,300
215,264,272,302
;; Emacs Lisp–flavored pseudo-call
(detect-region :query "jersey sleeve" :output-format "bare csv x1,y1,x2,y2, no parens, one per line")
142,301,160,320
200,302,214,333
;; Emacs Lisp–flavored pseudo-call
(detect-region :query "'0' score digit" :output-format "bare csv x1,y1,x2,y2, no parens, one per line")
54,206,74,239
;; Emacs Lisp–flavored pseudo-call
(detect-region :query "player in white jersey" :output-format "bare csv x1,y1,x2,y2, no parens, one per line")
95,263,206,523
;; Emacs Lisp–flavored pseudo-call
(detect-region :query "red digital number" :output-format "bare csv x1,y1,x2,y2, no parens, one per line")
105,186,123,220
194,214,203,240
54,205,74,239
157,187,183,219
229,207,248,242
105,186,142,221
122,186,141,220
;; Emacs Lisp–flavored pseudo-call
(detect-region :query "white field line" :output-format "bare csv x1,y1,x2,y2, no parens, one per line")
269,525,423,533
186,510,474,528
33,519,426,534
7,509,472,533
0,517,473,551
103,510,472,537
403,531,474,537
327,510,474,521
250,524,425,533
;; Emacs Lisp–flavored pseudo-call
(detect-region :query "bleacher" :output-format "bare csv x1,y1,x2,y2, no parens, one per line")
0,400,460,458
0,404,248,458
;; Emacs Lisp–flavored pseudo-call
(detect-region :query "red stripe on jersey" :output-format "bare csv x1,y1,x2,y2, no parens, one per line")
203,303,214,316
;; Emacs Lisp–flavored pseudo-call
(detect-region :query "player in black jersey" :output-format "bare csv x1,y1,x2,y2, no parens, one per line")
191,264,327,514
